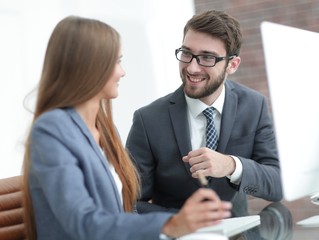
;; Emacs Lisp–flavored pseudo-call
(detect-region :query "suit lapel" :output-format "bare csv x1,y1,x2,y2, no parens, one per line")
169,86,192,157
67,108,123,211
169,87,201,185
218,81,238,153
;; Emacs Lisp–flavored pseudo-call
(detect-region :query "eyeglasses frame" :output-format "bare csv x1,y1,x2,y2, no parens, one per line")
175,48,236,67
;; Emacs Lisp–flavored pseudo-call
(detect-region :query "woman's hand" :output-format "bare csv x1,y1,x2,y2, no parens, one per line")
161,188,232,238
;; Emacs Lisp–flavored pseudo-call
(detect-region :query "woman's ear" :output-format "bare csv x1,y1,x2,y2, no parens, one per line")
226,56,241,75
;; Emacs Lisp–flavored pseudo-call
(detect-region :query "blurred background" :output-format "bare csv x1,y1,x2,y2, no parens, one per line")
0,0,194,178
1,0,319,180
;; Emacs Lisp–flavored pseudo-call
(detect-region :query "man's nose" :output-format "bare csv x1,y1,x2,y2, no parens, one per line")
186,57,202,72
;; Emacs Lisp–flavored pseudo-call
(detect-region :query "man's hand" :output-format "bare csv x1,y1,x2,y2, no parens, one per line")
182,147,236,178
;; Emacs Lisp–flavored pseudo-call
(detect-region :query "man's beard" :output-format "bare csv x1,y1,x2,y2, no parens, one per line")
181,67,227,99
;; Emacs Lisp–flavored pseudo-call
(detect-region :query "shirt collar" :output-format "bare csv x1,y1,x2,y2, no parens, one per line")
185,84,225,118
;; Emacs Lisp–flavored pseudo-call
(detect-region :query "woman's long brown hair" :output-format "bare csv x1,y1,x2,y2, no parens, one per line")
22,16,140,239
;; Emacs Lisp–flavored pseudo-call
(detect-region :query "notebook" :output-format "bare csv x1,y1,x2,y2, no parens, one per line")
178,232,227,240
178,215,260,239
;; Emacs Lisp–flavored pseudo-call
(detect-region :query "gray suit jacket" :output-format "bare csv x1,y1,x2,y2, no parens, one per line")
29,107,172,240
126,80,283,217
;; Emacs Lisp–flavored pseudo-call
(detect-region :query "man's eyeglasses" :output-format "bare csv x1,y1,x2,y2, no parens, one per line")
175,48,235,67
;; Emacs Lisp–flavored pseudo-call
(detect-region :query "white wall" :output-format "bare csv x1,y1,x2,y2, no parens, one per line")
0,0,194,178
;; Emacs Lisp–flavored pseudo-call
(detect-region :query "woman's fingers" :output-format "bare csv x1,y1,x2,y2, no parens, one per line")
162,189,233,238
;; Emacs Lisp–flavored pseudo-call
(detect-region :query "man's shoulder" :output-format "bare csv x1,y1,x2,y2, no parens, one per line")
226,80,265,99
138,86,184,111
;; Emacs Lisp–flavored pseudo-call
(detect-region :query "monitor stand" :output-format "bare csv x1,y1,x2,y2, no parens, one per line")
296,193,319,227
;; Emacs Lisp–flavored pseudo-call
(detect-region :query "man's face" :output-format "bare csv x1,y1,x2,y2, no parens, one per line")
179,29,229,104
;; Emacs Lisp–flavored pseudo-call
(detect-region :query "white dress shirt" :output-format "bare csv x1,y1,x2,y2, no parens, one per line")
185,84,243,184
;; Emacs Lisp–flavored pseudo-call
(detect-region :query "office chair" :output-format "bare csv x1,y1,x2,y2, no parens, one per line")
0,175,26,240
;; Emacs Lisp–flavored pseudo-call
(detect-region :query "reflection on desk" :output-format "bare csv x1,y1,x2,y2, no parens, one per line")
248,197,319,240
231,201,292,240
179,201,292,240
258,202,293,239
179,197,319,240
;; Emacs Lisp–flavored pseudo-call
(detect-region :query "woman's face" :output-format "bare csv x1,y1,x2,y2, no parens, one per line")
101,50,126,99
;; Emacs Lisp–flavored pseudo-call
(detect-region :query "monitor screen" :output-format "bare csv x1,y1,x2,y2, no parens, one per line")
261,21,319,202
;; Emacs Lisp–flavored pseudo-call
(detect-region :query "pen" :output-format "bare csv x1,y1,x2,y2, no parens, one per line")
197,171,211,202
198,171,209,188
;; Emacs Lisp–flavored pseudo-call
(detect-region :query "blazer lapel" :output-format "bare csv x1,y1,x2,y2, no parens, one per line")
218,81,238,153
67,108,123,211
169,86,192,157
169,86,201,185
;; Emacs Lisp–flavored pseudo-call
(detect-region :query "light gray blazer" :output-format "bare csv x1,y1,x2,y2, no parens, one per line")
126,80,283,217
29,107,172,240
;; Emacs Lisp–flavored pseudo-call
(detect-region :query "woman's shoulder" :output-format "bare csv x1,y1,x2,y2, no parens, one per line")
33,107,75,131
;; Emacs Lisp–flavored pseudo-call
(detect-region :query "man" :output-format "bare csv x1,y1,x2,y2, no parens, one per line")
126,10,282,217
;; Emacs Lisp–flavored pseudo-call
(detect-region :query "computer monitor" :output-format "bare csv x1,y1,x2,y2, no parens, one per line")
260,21,319,203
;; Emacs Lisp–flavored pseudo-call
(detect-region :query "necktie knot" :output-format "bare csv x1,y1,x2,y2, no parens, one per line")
203,107,218,150
202,107,215,120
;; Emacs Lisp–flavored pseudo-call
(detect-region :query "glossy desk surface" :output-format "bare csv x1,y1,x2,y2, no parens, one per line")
239,196,319,240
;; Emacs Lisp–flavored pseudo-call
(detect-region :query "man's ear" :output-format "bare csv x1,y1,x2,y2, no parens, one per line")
226,56,241,75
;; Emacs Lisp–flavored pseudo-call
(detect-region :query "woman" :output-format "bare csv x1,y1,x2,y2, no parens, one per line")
22,16,232,240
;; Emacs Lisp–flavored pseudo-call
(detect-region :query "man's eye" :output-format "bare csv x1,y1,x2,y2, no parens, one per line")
202,55,215,61
182,51,192,57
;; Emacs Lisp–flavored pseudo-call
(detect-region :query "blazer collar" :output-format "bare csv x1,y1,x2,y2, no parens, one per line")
65,107,123,211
